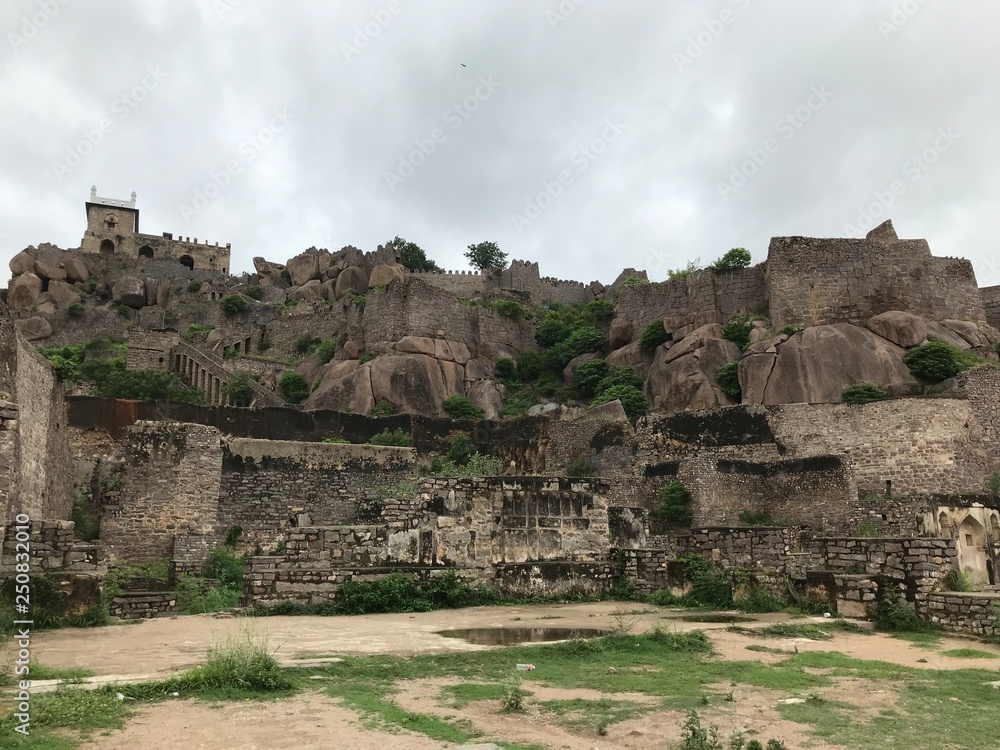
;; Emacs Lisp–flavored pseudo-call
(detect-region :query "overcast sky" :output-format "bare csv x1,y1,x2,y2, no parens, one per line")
2,0,999,288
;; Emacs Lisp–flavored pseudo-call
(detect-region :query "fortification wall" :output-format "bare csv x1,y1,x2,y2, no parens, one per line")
767,236,985,327
961,366,1000,470
407,269,485,297
125,328,178,371
768,400,986,496
982,285,1000,331
363,279,477,348
476,307,537,351
0,308,74,520
218,439,416,549
101,422,222,562
540,277,592,307
500,260,542,300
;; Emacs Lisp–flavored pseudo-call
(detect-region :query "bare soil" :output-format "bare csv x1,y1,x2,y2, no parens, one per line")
6,602,1000,749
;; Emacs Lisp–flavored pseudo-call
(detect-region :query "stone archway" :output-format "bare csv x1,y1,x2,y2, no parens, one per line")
957,515,989,585
179,254,194,270
139,245,154,258
99,239,115,254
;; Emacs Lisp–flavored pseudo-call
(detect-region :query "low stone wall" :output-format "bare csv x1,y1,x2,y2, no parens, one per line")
110,590,179,619
813,537,956,599
495,561,613,598
924,591,1000,637
0,520,106,574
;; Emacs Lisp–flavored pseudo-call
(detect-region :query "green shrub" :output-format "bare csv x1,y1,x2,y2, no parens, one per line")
370,400,397,417
223,372,255,407
856,520,879,537
639,321,670,351
988,471,1000,496
490,299,532,319
313,339,337,364
69,492,100,541
517,351,546,381
717,362,741,399
220,294,247,316
369,428,412,447
501,675,527,713
722,314,756,350
499,394,532,417
495,357,517,381
734,587,786,613
566,458,596,478
708,247,752,273
875,585,930,632
92,364,204,404
563,326,605,358
737,510,773,526
595,365,644,395
349,293,366,309
591,384,647,420
392,236,441,272
322,437,350,444
66,301,85,319
183,323,213,338
943,568,975,592
187,280,202,292
245,284,263,300
358,353,375,364
582,299,615,324
667,259,701,281
278,371,309,404
574,358,608,396
442,395,485,419
680,554,733,609
842,382,887,404
183,629,290,693
294,334,322,354
204,546,245,588
902,339,967,383
655,481,693,525
446,432,476,466
781,325,798,336
424,452,503,478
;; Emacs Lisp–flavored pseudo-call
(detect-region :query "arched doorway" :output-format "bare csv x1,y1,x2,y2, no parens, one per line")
138,245,154,258
957,515,988,586
179,255,194,270
99,239,115,254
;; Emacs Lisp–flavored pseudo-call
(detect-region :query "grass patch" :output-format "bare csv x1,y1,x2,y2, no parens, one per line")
540,697,650,734
439,681,510,707
890,630,942,649
941,648,999,659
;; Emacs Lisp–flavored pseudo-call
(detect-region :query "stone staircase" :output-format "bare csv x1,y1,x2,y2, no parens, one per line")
171,341,284,407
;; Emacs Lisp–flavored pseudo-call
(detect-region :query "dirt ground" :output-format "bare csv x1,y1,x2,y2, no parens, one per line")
6,602,1000,750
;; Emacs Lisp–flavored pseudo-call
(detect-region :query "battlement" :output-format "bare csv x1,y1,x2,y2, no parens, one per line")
89,186,136,209
409,268,485,276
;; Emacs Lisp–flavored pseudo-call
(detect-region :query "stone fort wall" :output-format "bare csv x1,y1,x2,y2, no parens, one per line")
981,285,1000,331
767,235,985,327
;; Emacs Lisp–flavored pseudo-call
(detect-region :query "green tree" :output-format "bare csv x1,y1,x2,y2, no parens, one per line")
709,247,752,273
716,362,741,399
278,371,309,404
591,384,647,420
391,235,441,272
902,339,965,383
464,240,507,273
639,321,670,351
223,372,256,407
574,359,609,397
842,382,887,404
655,481,693,525
442,395,485,419
595,365,644,395
220,294,248,316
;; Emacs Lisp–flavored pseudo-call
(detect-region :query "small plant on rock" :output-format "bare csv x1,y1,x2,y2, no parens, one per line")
369,428,412,447
655,481,693,526
639,321,670,351
278,371,309,404
717,362,741,399
370,400,397,417
442,395,485,420
220,294,247,316
842,382,887,404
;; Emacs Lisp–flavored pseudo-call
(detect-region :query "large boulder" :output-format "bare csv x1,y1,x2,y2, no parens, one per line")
111,276,147,308
253,257,287,288
465,379,507,420
7,272,44,310
334,265,369,300
741,323,916,405
866,219,899,244
368,354,464,416
304,360,375,414
924,321,971,350
609,319,633,349
939,319,990,349
15,316,53,341
368,263,405,288
34,260,66,282
605,341,654,380
285,252,321,286
63,256,88,283
866,311,927,348
646,330,741,412
434,339,472,365
9,250,36,276
47,279,79,309
394,336,437,357
290,279,325,304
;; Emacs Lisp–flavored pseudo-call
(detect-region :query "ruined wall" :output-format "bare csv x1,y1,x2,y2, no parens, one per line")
924,592,1000,637
0,307,74,520
0,520,106,574
407,269,485,297
960,366,1000,471
546,414,636,483
125,328,178,371
101,422,222,562
982,285,1000,331
363,279,476,348
218,439,416,549
539,277,592,306
685,454,857,531
767,235,985,327
769,400,987,496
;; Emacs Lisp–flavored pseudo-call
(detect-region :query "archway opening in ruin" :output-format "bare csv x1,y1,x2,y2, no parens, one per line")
957,515,988,586
938,511,950,537
179,254,195,270
138,245,154,258
99,239,115,254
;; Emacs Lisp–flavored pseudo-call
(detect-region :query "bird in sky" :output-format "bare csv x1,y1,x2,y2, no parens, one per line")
461,63,467,67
